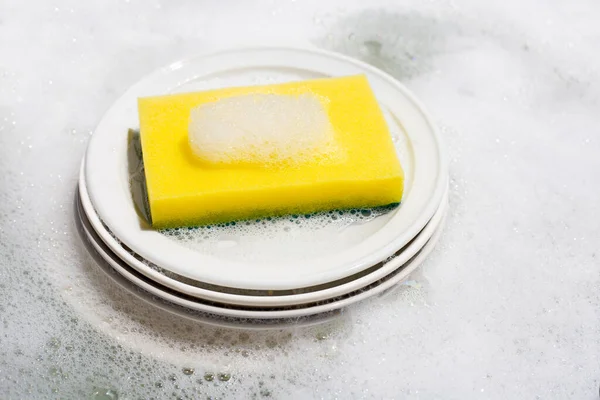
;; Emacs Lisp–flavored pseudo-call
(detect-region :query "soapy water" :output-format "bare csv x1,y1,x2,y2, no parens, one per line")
315,10,451,80
3,0,600,398
39,201,415,398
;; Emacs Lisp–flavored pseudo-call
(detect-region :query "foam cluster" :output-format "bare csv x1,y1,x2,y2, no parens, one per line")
188,93,338,166
161,205,396,262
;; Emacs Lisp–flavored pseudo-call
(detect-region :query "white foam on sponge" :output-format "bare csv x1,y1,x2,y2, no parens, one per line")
188,93,339,166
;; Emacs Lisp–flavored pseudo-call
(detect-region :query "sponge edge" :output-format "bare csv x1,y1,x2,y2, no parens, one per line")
187,93,340,167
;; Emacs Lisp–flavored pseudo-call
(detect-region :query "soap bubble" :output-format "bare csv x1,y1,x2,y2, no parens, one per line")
188,93,340,166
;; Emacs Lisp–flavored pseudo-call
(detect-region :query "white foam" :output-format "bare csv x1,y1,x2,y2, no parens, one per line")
188,93,338,166
160,206,396,263
4,1,600,398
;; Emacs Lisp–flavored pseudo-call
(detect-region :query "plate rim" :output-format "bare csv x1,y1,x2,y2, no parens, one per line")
75,196,343,330
79,159,448,306
77,192,447,320
85,45,448,290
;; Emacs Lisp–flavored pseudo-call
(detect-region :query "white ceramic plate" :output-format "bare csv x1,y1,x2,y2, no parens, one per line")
85,46,447,290
80,160,448,306
77,191,446,320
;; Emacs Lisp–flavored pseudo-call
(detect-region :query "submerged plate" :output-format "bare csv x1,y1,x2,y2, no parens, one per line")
77,191,446,320
85,46,447,290
79,160,448,306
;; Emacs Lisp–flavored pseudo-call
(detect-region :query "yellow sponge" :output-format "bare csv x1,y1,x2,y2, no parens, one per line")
138,75,403,228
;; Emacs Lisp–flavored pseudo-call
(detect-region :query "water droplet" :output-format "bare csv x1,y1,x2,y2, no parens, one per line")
47,337,61,349
204,372,215,382
218,373,231,382
182,367,195,376
91,388,118,400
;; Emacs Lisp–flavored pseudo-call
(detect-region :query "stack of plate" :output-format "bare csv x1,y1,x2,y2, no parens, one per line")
77,47,448,324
